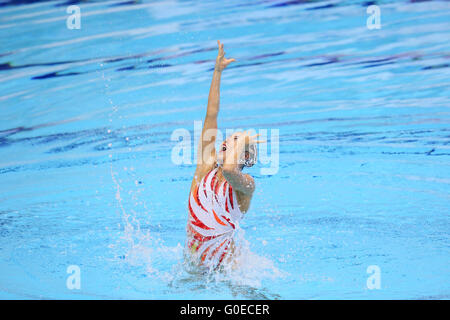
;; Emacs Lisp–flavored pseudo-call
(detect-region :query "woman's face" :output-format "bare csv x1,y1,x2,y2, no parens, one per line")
217,132,251,166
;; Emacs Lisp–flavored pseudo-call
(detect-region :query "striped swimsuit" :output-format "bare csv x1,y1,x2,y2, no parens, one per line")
186,167,243,269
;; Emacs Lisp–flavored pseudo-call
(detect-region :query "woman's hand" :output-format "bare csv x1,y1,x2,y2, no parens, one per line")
215,40,236,72
236,131,264,151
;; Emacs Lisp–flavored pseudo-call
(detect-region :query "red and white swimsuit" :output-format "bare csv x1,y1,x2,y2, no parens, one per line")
186,167,243,269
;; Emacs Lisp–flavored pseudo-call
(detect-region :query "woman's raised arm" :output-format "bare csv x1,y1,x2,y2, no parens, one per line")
192,41,235,185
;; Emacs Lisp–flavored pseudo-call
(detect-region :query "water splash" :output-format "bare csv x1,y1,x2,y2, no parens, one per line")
211,229,286,297
167,228,286,299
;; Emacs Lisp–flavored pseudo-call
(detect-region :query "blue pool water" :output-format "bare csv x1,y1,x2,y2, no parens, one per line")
0,0,449,299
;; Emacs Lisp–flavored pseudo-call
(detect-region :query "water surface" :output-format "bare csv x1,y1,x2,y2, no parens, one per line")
0,0,449,299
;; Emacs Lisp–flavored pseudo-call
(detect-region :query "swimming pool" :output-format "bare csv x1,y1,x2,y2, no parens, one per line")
0,0,449,299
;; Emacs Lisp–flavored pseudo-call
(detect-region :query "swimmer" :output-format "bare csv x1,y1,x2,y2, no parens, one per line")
186,40,265,270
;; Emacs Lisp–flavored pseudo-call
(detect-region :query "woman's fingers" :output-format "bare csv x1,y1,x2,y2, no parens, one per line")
223,58,235,67
248,134,266,144
217,40,224,55
216,41,235,70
